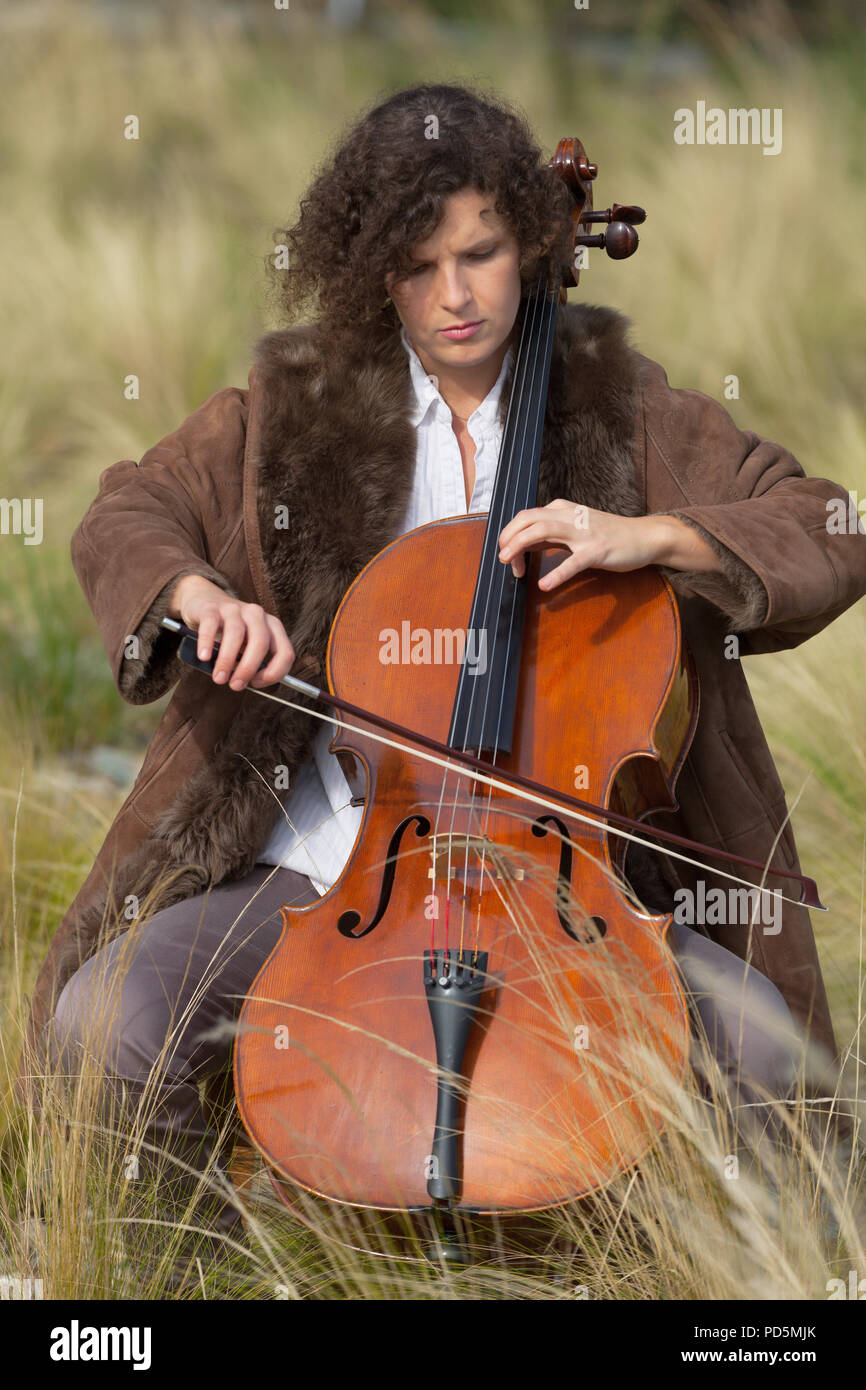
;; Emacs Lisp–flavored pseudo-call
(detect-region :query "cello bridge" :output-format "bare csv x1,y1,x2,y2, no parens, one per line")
428,836,525,883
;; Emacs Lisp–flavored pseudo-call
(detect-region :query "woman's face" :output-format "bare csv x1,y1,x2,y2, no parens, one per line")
386,187,522,374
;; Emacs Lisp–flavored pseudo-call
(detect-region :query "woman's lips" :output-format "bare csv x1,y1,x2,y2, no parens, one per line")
439,321,482,340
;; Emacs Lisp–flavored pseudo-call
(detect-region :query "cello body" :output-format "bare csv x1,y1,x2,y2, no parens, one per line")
234,515,697,1222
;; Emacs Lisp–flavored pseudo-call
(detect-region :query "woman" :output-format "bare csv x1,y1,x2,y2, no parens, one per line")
25,83,866,1270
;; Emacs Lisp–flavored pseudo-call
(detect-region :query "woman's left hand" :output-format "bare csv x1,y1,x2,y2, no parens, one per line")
498,500,714,591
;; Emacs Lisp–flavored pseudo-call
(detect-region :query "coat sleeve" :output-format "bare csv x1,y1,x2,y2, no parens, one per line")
71,387,247,705
638,356,866,654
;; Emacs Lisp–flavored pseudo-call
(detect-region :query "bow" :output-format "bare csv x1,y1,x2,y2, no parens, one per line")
160,616,825,912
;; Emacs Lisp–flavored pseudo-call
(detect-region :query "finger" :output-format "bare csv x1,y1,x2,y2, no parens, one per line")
251,618,295,687
499,520,560,563
228,606,273,689
500,500,577,551
498,509,540,552
537,552,587,592
212,610,248,684
498,523,534,561
196,608,222,662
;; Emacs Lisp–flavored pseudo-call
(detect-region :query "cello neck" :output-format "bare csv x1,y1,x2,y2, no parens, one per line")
447,271,561,756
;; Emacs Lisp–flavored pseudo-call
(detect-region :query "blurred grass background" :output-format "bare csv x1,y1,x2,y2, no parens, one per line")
0,0,864,1296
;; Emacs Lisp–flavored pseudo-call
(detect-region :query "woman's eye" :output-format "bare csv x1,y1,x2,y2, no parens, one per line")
469,248,495,261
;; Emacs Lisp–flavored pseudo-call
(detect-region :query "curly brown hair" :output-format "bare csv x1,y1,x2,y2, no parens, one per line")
266,83,574,346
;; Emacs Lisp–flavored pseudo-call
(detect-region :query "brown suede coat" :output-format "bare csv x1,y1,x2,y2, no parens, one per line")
17,301,866,1099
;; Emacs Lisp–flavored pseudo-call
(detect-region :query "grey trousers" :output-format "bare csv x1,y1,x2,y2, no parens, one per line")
48,863,802,1236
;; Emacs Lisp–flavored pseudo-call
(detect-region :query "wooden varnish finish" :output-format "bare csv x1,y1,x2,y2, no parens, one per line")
234,517,693,1215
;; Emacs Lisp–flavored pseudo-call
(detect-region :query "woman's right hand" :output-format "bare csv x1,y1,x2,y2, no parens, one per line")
169,573,295,691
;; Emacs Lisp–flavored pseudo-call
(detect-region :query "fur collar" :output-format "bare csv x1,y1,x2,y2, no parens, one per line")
252,300,642,680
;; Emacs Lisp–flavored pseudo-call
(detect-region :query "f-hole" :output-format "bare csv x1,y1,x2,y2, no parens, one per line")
337,814,431,939
532,814,607,944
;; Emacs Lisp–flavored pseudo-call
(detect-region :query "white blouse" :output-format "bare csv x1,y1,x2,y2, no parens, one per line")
256,326,513,893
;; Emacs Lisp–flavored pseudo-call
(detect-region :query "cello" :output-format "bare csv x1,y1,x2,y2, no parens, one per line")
165,139,822,1263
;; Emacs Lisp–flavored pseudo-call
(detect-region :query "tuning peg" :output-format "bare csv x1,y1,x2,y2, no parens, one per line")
576,202,645,260
618,204,646,225
605,221,640,259
576,222,640,259
580,204,646,227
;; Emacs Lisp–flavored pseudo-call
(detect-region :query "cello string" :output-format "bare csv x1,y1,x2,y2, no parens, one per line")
429,276,543,966
460,273,556,956
491,287,561,935
436,270,550,963
473,280,557,944
443,275,544,957
478,279,559,834
455,273,551,958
